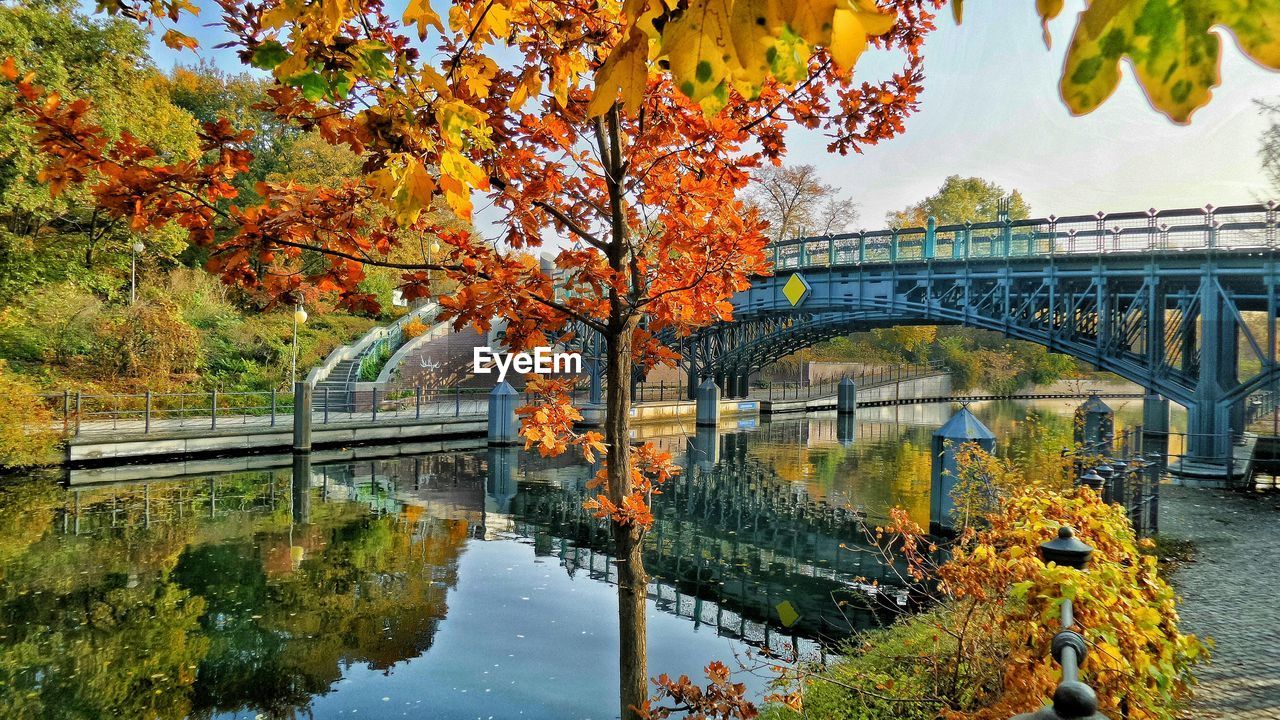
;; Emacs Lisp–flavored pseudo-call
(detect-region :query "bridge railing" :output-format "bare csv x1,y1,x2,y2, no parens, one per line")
769,202,1279,269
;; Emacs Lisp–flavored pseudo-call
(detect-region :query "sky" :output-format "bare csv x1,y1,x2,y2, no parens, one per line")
141,0,1280,231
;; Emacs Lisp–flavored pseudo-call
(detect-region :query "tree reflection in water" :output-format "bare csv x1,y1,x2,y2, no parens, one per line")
0,402,1155,718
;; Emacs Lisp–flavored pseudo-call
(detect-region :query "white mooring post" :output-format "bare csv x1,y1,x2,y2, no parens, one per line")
695,378,721,427
487,382,521,446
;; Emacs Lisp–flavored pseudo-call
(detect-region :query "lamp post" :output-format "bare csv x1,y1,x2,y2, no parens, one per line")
428,240,440,294
1011,526,1109,720
291,305,308,386
130,241,144,304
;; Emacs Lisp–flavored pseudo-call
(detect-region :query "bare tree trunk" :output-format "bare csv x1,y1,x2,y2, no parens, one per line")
605,319,646,720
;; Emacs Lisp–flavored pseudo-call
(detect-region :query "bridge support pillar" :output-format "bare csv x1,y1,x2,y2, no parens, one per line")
930,407,996,536
1188,281,1242,472
734,373,750,399
487,381,521,446
588,359,602,405
292,381,312,452
1142,392,1170,435
696,379,720,427
837,377,857,415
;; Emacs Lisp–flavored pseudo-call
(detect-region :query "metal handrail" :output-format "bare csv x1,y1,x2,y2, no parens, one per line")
767,202,1278,270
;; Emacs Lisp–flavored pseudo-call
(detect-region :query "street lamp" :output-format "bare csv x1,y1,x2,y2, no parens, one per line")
291,305,308,387
428,240,440,295
130,241,145,304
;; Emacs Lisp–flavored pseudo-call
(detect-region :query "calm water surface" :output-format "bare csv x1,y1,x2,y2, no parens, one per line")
0,398,1176,719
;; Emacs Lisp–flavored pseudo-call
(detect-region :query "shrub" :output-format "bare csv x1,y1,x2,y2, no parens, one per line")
90,299,200,381
0,361,61,468
402,317,428,339
767,452,1204,720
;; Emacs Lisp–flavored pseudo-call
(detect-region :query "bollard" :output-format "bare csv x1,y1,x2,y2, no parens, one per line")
836,413,856,447
837,377,857,415
486,445,519,513
291,451,312,525
293,381,313,452
487,381,521,445
1074,394,1114,454
930,406,996,535
689,425,720,471
696,378,721,427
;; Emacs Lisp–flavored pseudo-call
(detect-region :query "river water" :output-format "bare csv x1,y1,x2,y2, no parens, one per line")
0,398,1174,719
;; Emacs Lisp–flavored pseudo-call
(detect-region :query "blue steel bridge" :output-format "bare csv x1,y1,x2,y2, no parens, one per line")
676,202,1280,469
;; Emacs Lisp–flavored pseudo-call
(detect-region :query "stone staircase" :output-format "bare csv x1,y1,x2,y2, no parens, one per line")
314,358,359,413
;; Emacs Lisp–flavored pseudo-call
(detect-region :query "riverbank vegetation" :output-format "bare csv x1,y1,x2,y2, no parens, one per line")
762,446,1204,720
0,1,412,468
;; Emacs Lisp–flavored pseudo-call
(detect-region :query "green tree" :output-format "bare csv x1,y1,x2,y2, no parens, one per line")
886,175,1030,228
0,0,198,300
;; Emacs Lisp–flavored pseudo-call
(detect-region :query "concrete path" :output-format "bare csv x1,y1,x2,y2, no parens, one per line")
1160,483,1280,719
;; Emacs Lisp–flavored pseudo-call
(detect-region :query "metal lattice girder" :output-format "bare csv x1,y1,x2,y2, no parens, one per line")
700,203,1280,465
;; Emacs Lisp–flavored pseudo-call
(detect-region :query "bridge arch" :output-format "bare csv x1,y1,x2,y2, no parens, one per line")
686,204,1280,468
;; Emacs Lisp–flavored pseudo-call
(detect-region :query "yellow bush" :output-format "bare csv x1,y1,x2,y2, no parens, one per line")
0,361,61,468
895,449,1205,720
402,317,429,339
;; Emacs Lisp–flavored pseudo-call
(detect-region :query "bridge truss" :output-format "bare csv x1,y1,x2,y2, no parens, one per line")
680,203,1280,467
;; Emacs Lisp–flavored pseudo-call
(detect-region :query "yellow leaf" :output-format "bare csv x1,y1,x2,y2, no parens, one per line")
828,3,895,69
778,0,838,47
1035,0,1063,47
509,67,543,109
659,0,735,102
588,27,650,116
161,29,199,51
727,0,783,97
403,0,445,40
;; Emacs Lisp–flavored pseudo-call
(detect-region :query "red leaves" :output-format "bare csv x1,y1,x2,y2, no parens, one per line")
644,662,758,719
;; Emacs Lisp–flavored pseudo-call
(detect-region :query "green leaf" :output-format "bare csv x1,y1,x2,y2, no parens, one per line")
329,72,353,100
291,72,327,102
1059,0,1280,124
250,40,289,70
1010,580,1034,600
362,49,393,81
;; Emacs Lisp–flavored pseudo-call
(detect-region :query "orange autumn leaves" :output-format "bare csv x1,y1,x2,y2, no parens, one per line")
584,443,682,529
519,376,680,530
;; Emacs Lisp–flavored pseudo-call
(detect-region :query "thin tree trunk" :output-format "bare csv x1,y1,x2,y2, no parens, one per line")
605,319,646,720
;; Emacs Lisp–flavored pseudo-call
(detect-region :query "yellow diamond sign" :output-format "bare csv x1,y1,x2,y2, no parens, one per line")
776,600,800,628
782,274,811,307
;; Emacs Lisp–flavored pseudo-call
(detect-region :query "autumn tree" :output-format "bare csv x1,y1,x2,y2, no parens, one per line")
0,0,199,300
746,163,859,241
8,1,1280,718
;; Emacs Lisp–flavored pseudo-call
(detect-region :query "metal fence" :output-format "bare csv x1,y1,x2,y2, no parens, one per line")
36,360,949,439
768,203,1279,270
39,389,300,437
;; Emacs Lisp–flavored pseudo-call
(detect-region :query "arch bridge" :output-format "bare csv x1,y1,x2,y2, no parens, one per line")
683,203,1280,467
